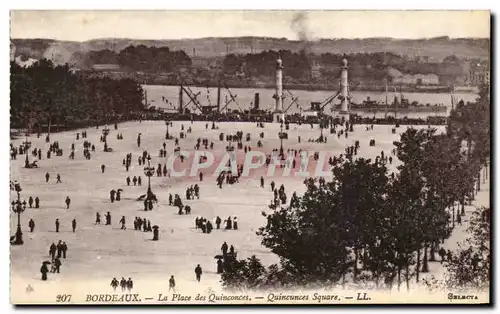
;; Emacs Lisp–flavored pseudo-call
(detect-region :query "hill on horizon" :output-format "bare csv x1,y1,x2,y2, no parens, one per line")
11,36,490,67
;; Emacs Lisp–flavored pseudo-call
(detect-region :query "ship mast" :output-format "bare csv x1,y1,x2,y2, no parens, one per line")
384,78,388,119
451,85,455,111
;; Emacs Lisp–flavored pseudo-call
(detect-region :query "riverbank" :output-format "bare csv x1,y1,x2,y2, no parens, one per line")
88,71,461,94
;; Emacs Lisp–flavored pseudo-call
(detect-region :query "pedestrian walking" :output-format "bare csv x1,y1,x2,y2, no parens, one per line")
110,278,119,291
195,264,202,282
29,219,35,232
169,275,176,292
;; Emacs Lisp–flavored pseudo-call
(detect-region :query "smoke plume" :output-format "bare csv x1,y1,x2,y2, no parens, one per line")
290,11,312,54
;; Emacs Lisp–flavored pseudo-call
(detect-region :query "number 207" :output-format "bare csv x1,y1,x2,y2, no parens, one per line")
56,294,72,302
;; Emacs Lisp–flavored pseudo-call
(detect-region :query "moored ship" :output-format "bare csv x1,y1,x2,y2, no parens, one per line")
347,95,448,114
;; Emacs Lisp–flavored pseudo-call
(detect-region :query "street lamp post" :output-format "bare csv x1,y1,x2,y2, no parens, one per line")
165,120,170,139
102,126,110,151
23,134,31,168
279,122,285,160
143,155,155,201
11,185,26,245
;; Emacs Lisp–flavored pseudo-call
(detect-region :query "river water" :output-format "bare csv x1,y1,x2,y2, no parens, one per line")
143,85,478,119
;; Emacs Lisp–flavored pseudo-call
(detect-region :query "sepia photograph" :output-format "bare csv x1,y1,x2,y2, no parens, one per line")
9,9,491,305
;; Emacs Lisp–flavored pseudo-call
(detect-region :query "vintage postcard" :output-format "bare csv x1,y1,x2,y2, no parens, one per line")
9,10,491,305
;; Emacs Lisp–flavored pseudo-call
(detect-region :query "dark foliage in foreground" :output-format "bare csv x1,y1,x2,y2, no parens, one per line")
10,59,145,130
220,84,490,291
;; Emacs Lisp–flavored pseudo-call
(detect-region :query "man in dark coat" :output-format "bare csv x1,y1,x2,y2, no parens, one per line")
169,276,176,292
72,219,77,233
55,219,60,232
217,259,224,274
28,196,33,208
49,243,56,259
61,242,68,259
40,263,49,280
56,240,63,258
106,212,111,225
95,212,101,225
215,216,221,229
195,264,203,282
54,257,62,273
110,190,116,203
120,277,127,292
45,172,50,183
110,278,119,291
127,278,133,291
65,196,71,209
221,242,228,255
119,216,126,230
29,219,35,232
35,197,40,208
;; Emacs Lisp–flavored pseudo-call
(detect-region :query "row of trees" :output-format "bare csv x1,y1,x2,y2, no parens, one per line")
220,84,490,292
82,45,192,72
10,59,145,130
222,50,470,84
223,50,311,79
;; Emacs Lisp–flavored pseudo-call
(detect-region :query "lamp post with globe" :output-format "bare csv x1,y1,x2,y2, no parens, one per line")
23,134,31,169
11,183,26,245
165,120,171,140
102,126,110,151
143,155,156,200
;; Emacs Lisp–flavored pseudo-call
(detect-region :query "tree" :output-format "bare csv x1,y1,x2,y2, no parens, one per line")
221,255,267,291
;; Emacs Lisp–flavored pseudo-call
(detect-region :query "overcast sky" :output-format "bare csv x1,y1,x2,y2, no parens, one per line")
10,10,490,41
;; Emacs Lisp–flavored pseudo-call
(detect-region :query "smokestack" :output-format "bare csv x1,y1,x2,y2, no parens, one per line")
217,82,221,112
254,93,260,110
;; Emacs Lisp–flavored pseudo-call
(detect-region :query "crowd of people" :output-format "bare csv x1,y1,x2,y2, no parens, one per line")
11,115,456,291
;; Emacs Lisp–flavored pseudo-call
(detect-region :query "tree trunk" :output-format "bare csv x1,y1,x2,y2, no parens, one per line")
397,264,401,292
461,196,465,216
406,262,410,292
421,243,429,273
363,246,368,270
416,247,421,283
353,247,358,282
429,241,436,262
452,203,455,228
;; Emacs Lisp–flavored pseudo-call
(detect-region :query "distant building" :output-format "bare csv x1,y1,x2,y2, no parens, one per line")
91,64,120,71
468,62,490,86
311,60,322,79
388,67,439,85
191,57,223,70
